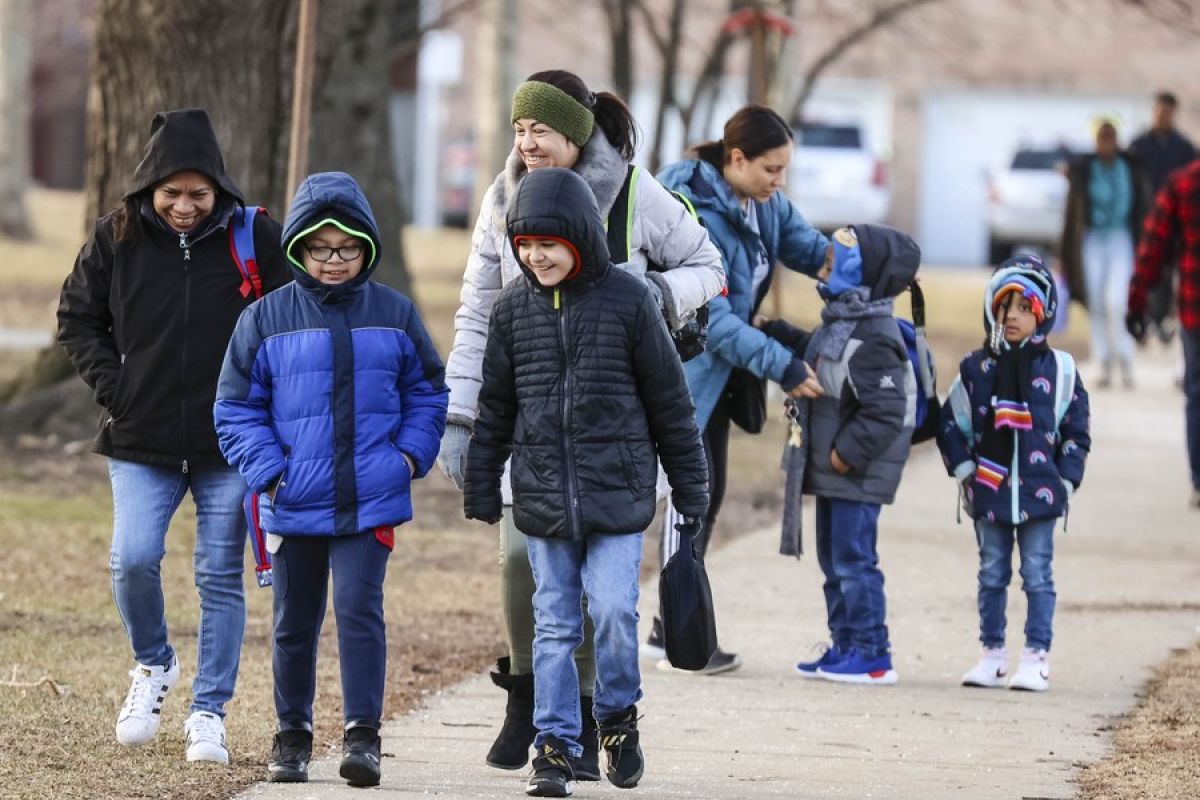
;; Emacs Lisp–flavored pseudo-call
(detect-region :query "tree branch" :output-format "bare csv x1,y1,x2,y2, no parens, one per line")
786,0,940,125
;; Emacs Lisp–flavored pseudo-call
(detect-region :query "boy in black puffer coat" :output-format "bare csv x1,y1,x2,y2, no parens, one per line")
464,168,708,797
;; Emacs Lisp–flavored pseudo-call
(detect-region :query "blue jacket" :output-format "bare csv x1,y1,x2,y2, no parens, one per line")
656,158,827,428
936,260,1090,525
214,172,448,535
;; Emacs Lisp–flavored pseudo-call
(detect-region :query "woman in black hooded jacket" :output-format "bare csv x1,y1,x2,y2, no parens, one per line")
57,108,289,763
464,167,708,795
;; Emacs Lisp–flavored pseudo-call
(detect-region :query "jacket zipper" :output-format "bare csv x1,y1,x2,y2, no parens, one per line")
1009,430,1020,523
179,232,191,472
556,288,582,538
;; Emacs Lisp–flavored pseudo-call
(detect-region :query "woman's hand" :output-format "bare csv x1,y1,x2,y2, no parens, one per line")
830,449,851,475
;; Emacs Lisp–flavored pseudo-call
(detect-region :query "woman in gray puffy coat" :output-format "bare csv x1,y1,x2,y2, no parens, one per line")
436,69,724,777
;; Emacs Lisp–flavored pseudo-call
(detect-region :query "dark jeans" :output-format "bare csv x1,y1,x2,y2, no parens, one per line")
272,531,392,731
814,497,890,658
1183,326,1200,491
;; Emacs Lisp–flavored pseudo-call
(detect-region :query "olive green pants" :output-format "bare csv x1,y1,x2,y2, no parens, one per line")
500,506,596,693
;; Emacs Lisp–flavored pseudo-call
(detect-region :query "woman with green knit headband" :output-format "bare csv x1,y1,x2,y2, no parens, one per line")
439,69,725,781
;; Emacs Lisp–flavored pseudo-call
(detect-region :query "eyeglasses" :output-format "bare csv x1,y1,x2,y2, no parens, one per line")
303,243,364,262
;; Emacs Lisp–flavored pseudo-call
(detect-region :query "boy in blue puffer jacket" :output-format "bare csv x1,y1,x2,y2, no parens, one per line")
214,172,448,786
937,255,1090,693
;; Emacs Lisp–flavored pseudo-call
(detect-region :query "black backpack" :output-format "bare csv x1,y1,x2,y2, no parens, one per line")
606,165,708,361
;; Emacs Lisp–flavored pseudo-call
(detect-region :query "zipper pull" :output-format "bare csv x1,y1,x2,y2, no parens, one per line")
179,232,191,261
553,288,561,311
181,459,189,474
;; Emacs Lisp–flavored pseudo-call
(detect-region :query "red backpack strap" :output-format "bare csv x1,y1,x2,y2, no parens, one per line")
229,205,267,299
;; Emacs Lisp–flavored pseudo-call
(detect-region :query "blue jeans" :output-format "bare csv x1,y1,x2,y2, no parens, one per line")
1182,326,1200,491
526,532,643,757
108,459,247,717
814,497,890,658
975,517,1057,651
271,531,392,730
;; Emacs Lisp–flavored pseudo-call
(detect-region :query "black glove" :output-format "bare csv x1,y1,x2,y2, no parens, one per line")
464,492,503,525
674,515,703,539
1125,311,1147,343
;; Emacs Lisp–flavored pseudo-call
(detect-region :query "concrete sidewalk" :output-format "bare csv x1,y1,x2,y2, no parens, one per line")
238,348,1200,799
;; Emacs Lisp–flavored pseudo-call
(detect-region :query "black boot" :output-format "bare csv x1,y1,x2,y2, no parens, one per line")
573,695,600,781
267,729,312,783
598,705,644,789
339,725,382,787
486,656,537,770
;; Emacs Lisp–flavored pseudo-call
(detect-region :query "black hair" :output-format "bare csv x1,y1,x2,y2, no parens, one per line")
690,105,793,171
525,69,639,161
1154,91,1179,108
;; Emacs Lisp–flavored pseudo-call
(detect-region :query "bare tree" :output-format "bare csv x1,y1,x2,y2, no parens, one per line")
0,0,34,240
601,0,638,101
1117,0,1200,35
634,0,685,171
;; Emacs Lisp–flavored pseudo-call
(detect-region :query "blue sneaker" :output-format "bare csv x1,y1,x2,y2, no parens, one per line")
794,644,845,679
816,648,898,685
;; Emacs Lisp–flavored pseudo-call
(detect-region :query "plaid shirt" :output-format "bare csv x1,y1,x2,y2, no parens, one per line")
1131,159,1200,329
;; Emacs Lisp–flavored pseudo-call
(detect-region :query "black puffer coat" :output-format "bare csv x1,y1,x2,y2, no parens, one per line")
464,168,708,540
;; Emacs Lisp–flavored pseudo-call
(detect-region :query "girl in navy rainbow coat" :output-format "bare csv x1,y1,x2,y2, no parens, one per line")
214,171,448,785
936,255,1090,693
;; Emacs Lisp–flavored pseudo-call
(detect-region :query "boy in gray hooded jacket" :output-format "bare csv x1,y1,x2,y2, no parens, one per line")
765,224,921,685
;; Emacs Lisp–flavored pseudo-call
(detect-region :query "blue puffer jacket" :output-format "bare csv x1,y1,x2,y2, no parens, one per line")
656,158,827,429
936,259,1090,525
214,172,448,535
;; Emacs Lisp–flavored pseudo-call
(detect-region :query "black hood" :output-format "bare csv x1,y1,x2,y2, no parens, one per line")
853,224,921,300
125,108,244,204
506,168,610,289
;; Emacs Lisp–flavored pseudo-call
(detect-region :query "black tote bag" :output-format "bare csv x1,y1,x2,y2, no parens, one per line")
724,368,767,434
659,523,718,670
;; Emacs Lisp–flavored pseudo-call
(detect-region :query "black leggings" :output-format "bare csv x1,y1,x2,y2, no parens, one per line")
661,392,731,565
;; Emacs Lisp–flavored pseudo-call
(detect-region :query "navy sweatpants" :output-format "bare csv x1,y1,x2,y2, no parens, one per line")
272,530,392,731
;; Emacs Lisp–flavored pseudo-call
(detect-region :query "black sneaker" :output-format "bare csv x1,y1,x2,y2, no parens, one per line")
267,729,312,783
639,616,666,661
574,696,600,781
698,647,742,676
340,725,382,787
598,706,644,789
526,740,576,797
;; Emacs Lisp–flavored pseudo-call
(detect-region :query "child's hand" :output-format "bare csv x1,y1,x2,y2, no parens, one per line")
752,314,770,329
830,449,851,475
403,453,416,477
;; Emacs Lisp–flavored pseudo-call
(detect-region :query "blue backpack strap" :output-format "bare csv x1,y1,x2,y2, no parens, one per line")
1052,349,1075,427
242,489,272,587
229,205,264,299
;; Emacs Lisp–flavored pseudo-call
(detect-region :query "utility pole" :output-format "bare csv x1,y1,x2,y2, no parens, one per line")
286,0,319,205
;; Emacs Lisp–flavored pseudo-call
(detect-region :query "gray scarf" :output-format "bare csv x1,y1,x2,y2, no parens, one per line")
816,287,894,361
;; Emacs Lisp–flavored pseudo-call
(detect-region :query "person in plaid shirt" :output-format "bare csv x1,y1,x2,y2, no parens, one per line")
1127,158,1200,509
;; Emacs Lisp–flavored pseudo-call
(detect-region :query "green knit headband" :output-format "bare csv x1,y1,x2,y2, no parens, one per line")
511,81,595,148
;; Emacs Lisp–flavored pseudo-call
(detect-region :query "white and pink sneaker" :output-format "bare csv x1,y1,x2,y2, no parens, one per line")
961,647,1008,688
1008,647,1050,692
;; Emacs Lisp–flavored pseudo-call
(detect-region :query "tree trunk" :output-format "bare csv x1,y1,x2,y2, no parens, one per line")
606,0,635,102
0,0,34,240
647,0,685,172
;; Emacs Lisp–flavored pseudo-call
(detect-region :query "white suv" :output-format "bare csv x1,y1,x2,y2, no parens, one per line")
787,122,889,231
986,146,1074,264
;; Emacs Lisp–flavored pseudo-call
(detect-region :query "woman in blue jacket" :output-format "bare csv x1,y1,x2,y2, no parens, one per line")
214,172,449,787
650,106,827,672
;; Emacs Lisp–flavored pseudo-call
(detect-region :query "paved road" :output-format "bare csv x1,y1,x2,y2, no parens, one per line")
238,347,1200,799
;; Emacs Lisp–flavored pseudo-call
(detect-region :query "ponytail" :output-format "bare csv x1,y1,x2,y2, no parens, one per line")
689,105,793,168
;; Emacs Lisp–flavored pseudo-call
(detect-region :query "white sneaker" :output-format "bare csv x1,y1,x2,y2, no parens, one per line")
961,647,1008,688
184,710,230,764
115,657,180,745
1008,647,1050,692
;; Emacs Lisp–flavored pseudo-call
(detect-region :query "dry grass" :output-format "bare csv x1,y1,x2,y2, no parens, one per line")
1076,642,1200,799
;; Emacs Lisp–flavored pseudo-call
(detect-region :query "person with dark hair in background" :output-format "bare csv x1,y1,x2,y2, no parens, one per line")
1127,157,1200,511
436,69,724,778
650,105,827,673
1129,91,1196,345
57,108,290,763
1061,119,1149,388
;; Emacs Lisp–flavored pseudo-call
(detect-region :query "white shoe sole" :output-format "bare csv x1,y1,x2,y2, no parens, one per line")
817,669,898,685
1008,676,1049,692
962,668,1008,688
186,744,230,764
794,666,825,679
